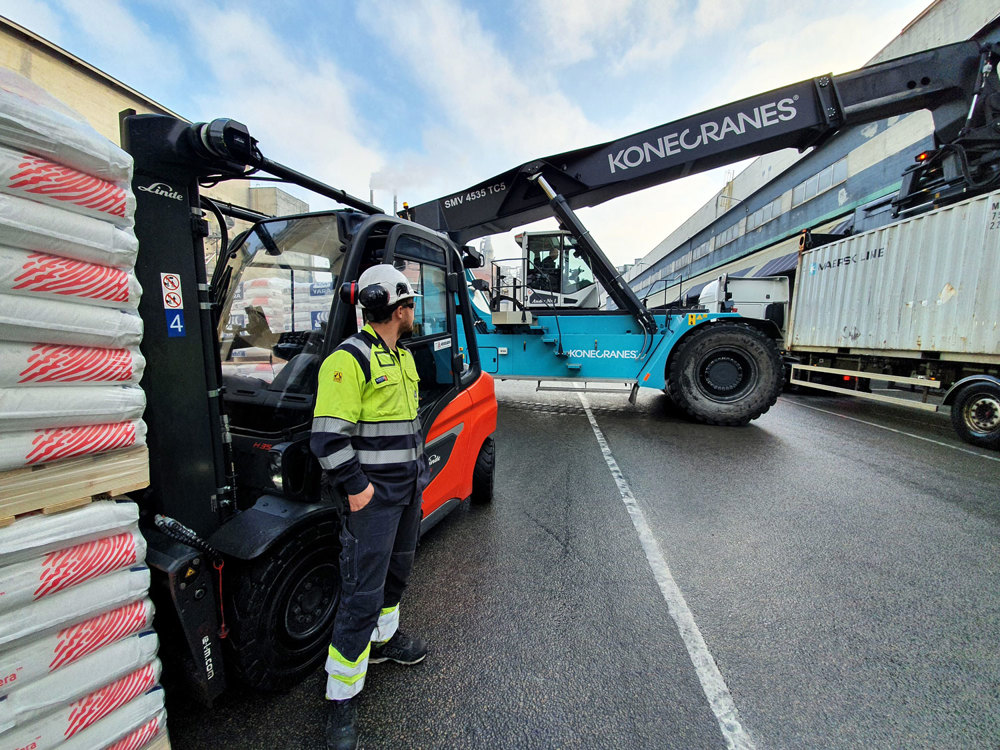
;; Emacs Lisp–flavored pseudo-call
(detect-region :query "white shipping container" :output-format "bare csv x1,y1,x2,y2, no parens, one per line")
789,188,1000,356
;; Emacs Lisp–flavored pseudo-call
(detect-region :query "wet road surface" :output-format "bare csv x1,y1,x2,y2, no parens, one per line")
168,383,1000,749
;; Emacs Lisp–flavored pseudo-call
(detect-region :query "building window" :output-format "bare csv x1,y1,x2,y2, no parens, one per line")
746,196,782,232
717,219,743,247
792,157,847,207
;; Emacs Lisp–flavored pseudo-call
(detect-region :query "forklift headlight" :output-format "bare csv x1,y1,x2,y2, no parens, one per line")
268,453,283,491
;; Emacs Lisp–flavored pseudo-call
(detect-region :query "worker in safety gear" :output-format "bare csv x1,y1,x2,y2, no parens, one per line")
310,264,430,750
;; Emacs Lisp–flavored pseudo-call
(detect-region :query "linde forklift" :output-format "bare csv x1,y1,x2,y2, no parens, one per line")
121,115,497,704
407,39,1000,426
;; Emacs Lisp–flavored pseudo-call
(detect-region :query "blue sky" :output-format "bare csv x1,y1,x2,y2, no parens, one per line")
1,0,930,264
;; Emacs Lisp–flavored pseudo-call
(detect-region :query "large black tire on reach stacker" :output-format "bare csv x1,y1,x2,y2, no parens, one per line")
666,321,783,426
227,517,342,691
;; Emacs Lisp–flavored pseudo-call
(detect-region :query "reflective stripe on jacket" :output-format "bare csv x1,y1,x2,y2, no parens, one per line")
310,324,425,499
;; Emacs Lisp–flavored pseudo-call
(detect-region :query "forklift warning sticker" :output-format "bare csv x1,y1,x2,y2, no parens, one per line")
687,313,708,325
161,273,186,337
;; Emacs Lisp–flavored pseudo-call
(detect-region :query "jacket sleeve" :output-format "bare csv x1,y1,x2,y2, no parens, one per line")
310,349,370,496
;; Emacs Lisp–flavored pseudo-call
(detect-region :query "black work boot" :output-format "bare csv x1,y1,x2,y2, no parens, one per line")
325,698,358,750
369,629,428,665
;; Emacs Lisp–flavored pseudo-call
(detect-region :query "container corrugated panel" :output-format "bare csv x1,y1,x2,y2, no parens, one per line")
789,188,1000,355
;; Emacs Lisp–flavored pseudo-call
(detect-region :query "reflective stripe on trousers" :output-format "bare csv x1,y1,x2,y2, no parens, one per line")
326,642,371,700
325,605,401,700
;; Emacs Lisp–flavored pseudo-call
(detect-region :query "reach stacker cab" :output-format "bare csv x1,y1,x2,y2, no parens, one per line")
120,114,497,705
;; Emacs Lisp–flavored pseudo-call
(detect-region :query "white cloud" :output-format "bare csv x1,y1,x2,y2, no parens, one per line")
54,0,184,92
179,3,383,201
359,0,606,198
0,0,63,46
523,0,686,72
693,0,749,35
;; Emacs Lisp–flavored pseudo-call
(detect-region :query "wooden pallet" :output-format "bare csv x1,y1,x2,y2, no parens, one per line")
143,731,172,750
0,445,149,527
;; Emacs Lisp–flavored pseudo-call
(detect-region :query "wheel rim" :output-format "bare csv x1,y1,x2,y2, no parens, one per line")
964,393,1000,434
281,561,339,643
696,347,759,402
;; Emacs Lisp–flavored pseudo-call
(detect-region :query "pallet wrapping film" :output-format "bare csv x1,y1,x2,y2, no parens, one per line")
0,567,150,648
0,500,137,565
0,143,134,228
0,599,155,696
0,68,131,184
0,293,142,349
0,525,146,613
0,343,145,387
0,72,168,750
0,661,161,750
58,691,165,750
0,193,137,268
0,631,158,733
0,385,146,432
0,420,146,473
0,245,141,309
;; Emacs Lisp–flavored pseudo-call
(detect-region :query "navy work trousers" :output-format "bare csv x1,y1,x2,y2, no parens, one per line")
331,481,422,662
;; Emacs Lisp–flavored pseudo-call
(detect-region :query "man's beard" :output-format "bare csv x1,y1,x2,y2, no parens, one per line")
398,318,414,338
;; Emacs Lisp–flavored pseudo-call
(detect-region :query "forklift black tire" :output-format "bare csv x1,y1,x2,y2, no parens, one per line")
470,436,495,504
666,322,782,426
950,382,1000,449
227,517,341,691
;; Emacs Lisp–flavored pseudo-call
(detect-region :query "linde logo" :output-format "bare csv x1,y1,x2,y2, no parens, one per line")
568,349,640,359
138,182,184,201
607,97,799,174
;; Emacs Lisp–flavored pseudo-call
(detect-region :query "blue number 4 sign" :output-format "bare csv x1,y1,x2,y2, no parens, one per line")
166,310,186,337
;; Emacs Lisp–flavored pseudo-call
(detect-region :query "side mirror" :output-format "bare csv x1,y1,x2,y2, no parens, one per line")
463,246,484,269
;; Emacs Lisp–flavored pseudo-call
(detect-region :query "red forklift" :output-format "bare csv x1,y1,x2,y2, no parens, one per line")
121,114,497,704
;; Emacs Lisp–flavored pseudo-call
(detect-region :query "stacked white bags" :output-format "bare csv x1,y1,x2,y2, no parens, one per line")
0,501,167,750
0,69,146,472
225,277,334,380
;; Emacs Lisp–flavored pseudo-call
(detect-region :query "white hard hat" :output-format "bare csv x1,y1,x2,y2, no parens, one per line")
356,264,421,308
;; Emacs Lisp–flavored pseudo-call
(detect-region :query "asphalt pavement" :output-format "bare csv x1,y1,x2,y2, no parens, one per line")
168,382,1000,749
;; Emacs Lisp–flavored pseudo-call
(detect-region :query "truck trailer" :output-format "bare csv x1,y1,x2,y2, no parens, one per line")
784,188,1000,449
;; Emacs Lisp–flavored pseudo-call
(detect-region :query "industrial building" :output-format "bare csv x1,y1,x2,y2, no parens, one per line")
621,0,1000,308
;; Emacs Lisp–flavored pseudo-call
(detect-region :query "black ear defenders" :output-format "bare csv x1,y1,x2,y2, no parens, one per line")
338,281,389,309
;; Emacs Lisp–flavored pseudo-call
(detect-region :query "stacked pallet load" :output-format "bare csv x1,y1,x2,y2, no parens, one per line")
0,70,168,749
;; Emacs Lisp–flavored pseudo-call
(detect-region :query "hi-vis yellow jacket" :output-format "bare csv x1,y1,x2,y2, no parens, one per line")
310,324,428,502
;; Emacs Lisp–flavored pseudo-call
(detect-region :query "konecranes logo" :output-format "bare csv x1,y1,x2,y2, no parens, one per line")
137,182,184,201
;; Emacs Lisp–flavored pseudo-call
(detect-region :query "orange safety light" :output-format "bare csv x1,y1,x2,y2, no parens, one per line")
915,151,931,162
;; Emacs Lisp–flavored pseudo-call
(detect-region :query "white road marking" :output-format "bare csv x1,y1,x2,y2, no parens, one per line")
579,393,756,750
786,400,1000,463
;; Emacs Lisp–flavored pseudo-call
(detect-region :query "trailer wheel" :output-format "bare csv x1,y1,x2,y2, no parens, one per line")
950,382,1000,449
228,517,341,691
470,436,495,504
666,322,782,425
